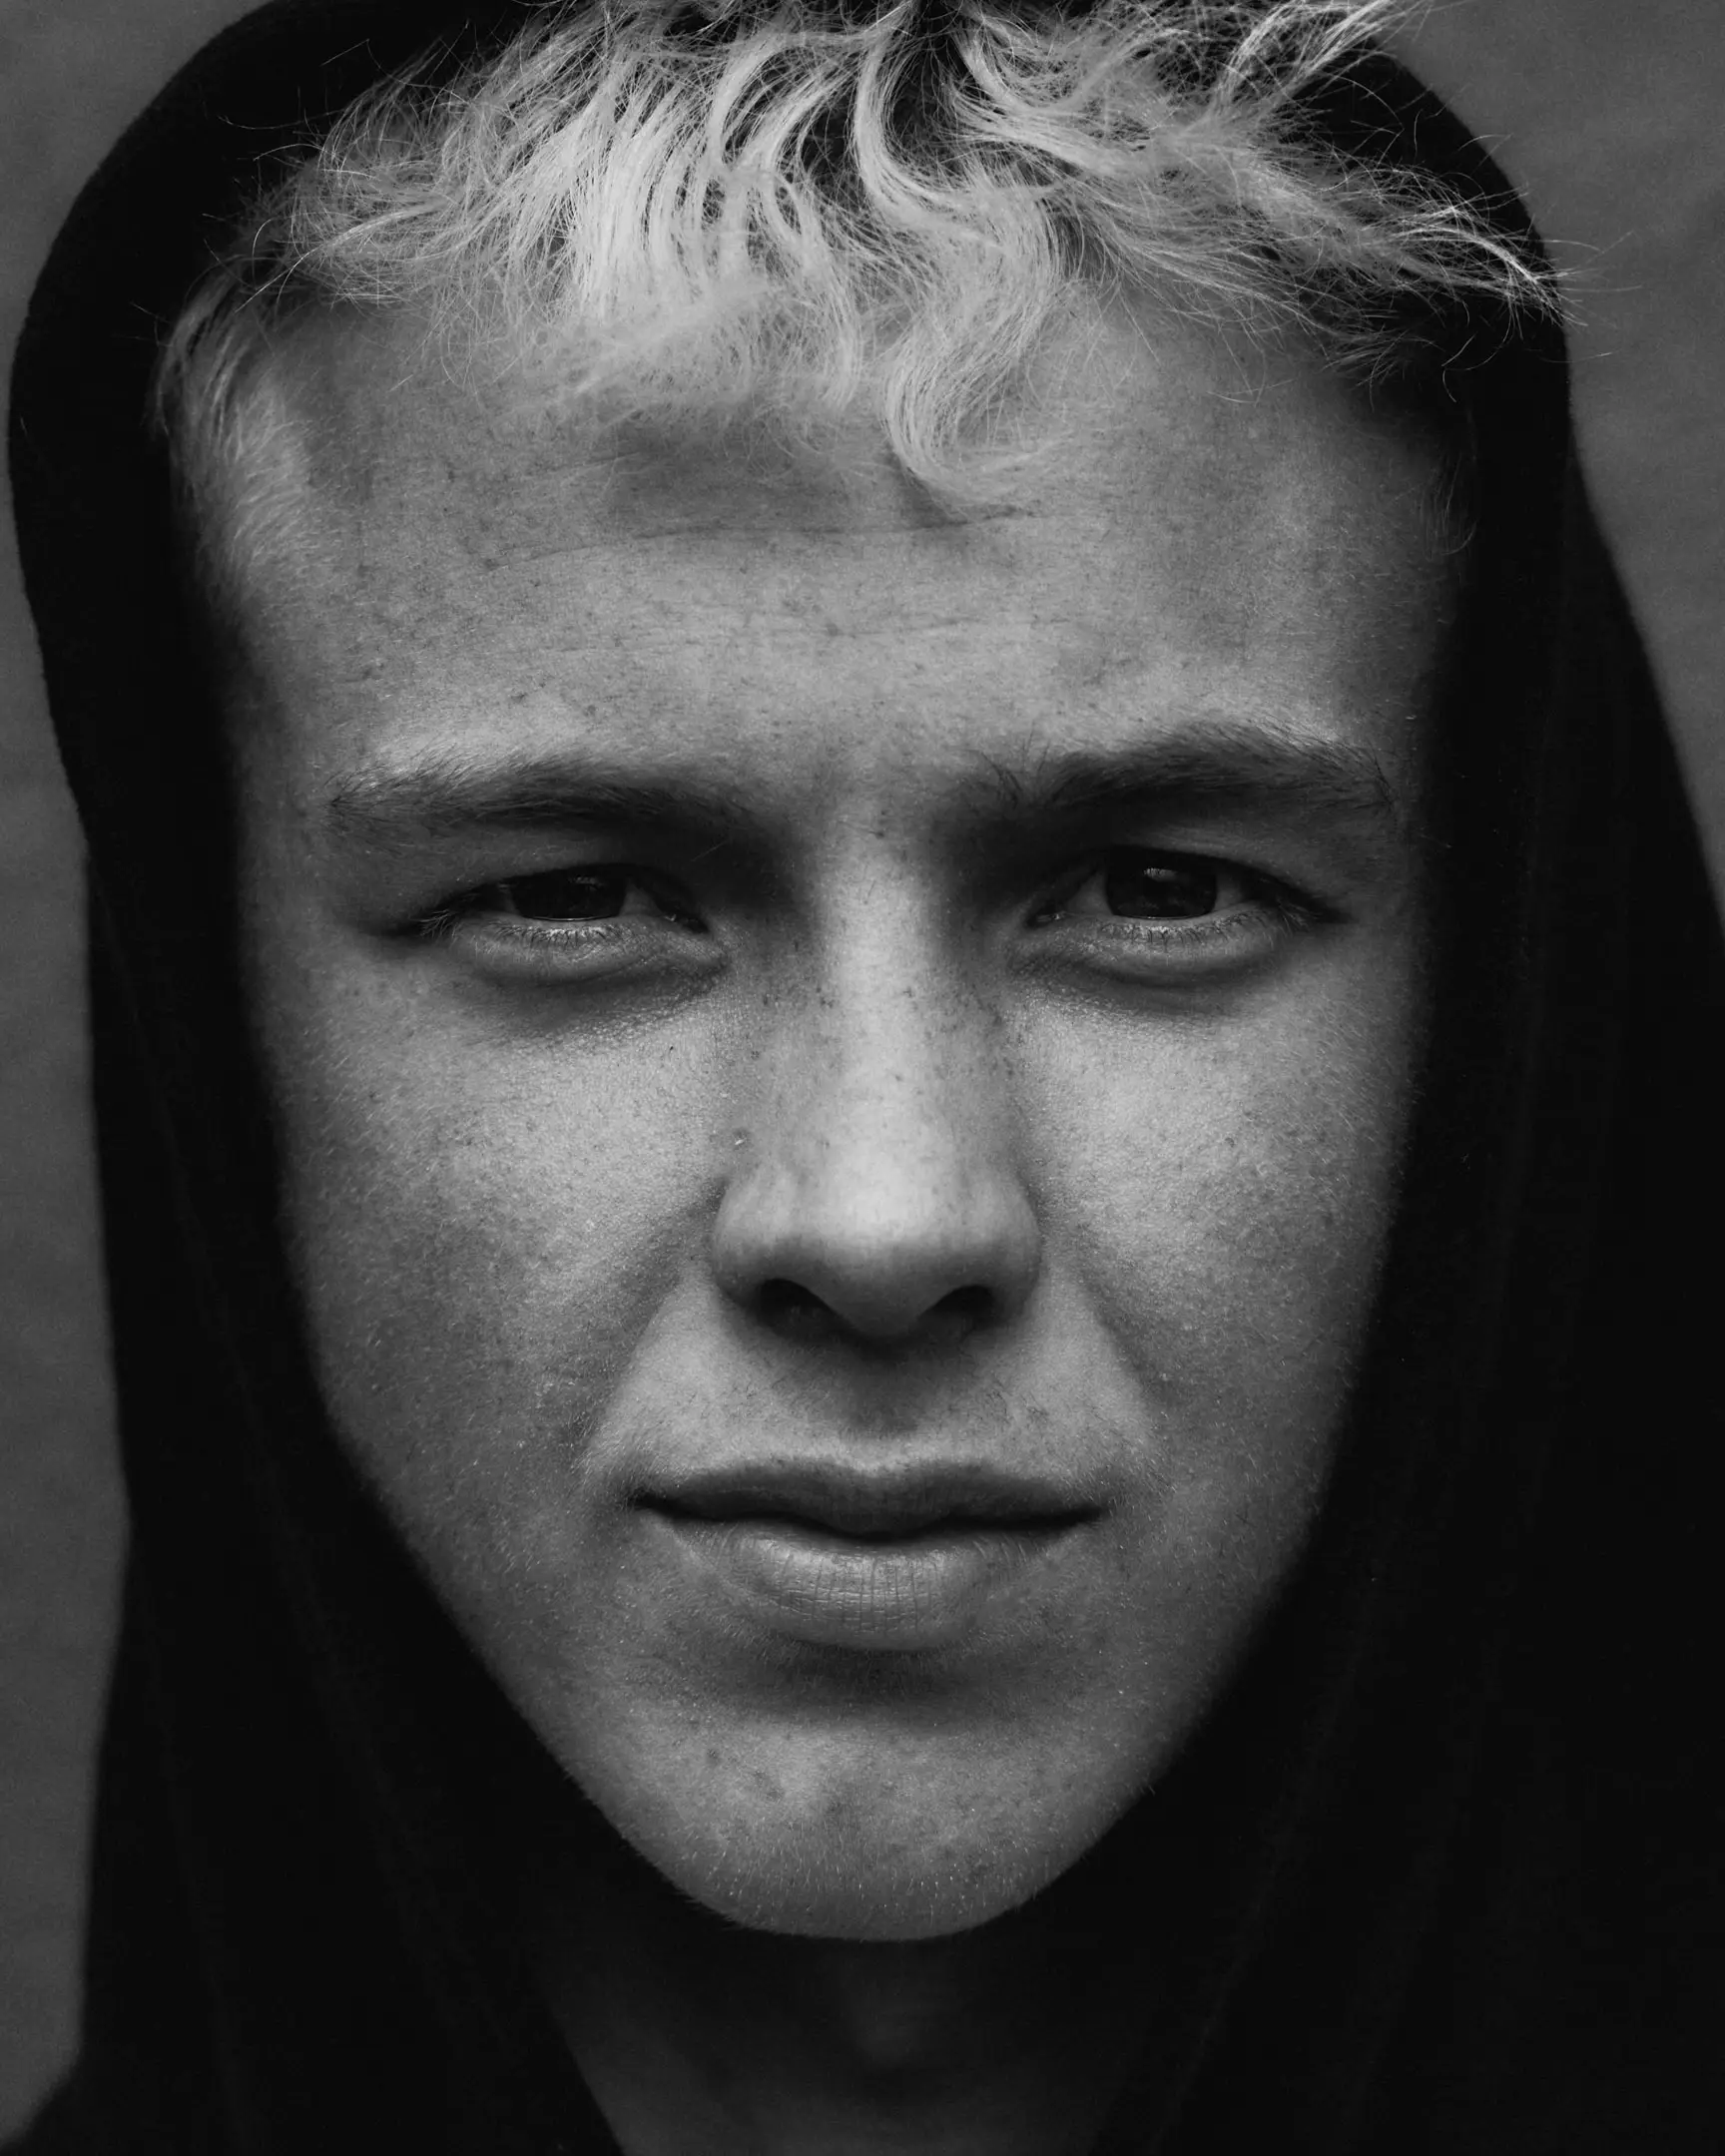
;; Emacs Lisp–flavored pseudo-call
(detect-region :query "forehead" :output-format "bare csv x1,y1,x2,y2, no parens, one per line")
220,306,1451,804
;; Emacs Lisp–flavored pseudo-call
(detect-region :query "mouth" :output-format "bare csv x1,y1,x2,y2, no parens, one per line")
641,1460,1100,1539
637,1462,1101,1653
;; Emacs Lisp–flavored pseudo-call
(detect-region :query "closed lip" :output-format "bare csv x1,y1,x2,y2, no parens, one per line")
637,1460,1102,1539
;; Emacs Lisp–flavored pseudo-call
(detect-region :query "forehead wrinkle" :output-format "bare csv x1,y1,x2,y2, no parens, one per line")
208,299,1453,677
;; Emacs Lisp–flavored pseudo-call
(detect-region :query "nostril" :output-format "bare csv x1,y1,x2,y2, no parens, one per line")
758,1279,828,1329
933,1284,992,1332
753,1275,995,1345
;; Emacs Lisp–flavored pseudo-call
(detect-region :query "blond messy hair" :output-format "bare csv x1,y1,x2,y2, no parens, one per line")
156,0,1552,549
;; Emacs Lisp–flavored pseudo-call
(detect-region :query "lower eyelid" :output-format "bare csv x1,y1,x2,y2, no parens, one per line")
429,914,719,991
1022,887,1318,975
412,899,631,946
1078,906,1285,945
423,871,704,933
461,906,690,953
472,912,622,941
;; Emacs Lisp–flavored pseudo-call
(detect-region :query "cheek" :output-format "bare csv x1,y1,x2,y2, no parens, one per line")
1016,949,1420,1491
263,982,727,1562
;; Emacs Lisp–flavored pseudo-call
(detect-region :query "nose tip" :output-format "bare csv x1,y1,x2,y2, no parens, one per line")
711,1151,1041,1348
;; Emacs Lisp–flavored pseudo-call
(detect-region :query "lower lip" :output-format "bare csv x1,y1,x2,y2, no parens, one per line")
647,1511,1078,1653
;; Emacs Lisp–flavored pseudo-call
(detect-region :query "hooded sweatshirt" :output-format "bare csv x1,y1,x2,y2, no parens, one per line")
8,3,1725,2149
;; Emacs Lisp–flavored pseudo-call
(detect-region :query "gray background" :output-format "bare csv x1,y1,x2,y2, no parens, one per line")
3,0,1722,2135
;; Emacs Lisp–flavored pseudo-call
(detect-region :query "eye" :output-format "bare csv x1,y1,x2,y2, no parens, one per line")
1034,847,1256,925
451,862,707,933
1097,852,1228,920
413,859,714,986
488,866,662,921
1026,845,1317,980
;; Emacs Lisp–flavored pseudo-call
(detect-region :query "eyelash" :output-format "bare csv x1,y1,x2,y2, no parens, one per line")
1028,852,1319,950
415,849,1321,975
418,863,695,929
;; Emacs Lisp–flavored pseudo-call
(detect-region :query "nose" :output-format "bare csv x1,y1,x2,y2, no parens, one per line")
710,965,1041,1347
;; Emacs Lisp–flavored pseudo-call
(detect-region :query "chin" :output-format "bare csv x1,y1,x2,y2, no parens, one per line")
515,1615,1194,1946
657,1829,1062,1943
590,1747,1123,1943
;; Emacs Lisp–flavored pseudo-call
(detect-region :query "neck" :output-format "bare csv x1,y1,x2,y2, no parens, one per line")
517,1811,1162,2156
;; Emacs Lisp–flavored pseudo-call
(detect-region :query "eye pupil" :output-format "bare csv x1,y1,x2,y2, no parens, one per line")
1102,852,1220,920
502,868,631,920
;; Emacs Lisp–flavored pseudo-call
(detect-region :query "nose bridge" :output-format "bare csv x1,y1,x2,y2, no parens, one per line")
813,916,971,1161
711,897,1040,1340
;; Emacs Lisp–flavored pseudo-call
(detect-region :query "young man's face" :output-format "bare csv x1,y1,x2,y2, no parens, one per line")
228,306,1446,1940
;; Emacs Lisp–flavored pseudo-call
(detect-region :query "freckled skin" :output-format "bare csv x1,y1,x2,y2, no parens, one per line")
229,304,1447,1963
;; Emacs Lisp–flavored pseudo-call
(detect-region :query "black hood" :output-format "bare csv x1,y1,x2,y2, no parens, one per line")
9,3,1724,2149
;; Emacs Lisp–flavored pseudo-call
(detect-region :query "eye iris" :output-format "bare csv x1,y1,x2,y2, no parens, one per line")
1102,853,1220,920
502,868,630,920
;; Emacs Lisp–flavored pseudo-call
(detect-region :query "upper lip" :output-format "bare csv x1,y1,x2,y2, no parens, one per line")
641,1461,1102,1539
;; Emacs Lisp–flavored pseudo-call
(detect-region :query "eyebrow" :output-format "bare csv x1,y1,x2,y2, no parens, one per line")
997,722,1404,831
322,754,749,852
319,718,1409,861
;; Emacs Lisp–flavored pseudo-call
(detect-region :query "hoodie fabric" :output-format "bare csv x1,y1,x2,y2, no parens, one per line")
8,3,1724,2149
